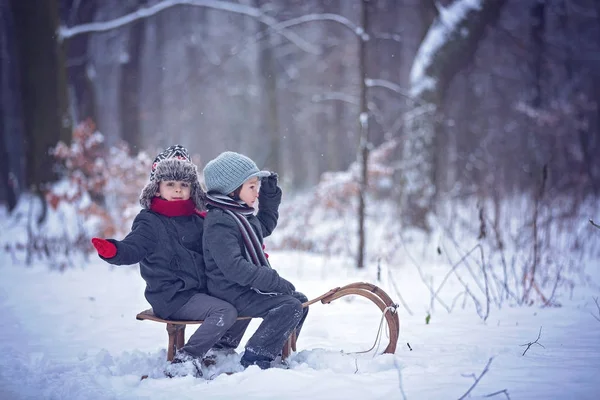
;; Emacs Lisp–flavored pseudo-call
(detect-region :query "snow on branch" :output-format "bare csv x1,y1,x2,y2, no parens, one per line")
409,0,484,98
267,13,359,37
366,78,423,104
58,0,319,54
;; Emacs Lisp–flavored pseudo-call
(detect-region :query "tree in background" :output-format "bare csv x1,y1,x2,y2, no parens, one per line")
9,0,71,216
0,0,22,212
399,0,506,231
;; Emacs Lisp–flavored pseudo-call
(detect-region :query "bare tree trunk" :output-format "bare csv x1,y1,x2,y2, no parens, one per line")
63,0,97,126
530,0,545,108
255,0,281,174
10,0,71,198
120,17,145,152
259,33,281,173
357,0,369,269
400,0,505,231
0,0,21,210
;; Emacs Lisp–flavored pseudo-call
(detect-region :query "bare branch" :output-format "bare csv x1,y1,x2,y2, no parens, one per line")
366,78,423,104
267,12,359,37
591,297,600,322
590,219,600,229
521,326,545,356
399,233,451,312
58,0,320,54
387,268,415,316
311,92,359,105
393,358,408,400
484,389,511,399
458,357,494,400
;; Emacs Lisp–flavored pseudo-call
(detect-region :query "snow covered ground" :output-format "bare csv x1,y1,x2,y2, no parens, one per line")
1,248,599,400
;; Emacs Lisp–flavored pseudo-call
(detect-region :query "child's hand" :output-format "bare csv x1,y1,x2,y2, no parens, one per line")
260,172,279,194
276,277,295,295
91,238,117,258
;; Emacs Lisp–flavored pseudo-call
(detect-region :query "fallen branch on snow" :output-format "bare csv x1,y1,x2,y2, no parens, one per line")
484,388,511,399
521,326,545,356
393,357,408,400
458,357,496,400
591,297,600,322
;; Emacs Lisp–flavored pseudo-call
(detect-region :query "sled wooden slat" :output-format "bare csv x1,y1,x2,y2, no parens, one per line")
136,311,253,362
136,282,400,362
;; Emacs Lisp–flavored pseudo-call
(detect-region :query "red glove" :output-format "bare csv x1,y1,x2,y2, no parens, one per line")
91,238,117,258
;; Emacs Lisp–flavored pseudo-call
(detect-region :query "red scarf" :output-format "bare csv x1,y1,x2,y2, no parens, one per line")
150,197,206,218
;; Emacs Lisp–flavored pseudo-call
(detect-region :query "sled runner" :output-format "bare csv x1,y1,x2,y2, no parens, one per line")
136,282,400,361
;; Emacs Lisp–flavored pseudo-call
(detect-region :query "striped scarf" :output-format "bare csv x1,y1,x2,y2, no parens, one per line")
206,193,271,268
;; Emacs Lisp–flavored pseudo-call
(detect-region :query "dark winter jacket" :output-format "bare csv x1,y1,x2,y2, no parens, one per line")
203,187,283,303
102,209,206,319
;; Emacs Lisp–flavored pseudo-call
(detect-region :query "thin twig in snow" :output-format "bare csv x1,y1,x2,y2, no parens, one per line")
590,219,600,229
434,243,491,320
457,357,494,400
399,234,451,312
521,326,545,356
393,358,408,400
449,289,468,312
484,389,511,399
542,265,563,308
387,267,414,316
591,297,600,322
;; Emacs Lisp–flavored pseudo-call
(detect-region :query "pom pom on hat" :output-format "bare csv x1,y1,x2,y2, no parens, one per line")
149,144,191,181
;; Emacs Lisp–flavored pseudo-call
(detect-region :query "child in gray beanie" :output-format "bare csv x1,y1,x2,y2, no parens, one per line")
202,151,308,370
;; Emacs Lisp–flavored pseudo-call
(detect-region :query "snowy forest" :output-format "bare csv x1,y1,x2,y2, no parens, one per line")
1,1,600,398
1,0,599,269
2,1,599,197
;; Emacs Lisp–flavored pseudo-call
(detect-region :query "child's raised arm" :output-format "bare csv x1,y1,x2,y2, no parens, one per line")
256,172,281,237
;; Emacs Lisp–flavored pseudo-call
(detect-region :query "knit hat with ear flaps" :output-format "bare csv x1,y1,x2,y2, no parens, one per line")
139,145,206,210
203,151,270,195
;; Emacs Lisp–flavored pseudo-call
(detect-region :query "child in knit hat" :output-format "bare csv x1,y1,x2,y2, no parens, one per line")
202,151,308,370
91,145,238,378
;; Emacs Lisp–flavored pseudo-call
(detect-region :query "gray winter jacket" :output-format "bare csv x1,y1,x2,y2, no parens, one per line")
102,209,207,319
203,188,283,303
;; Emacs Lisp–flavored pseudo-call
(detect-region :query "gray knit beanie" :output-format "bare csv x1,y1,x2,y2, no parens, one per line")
203,151,270,195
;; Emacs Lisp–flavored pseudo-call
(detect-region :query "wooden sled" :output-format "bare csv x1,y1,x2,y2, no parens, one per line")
136,282,400,362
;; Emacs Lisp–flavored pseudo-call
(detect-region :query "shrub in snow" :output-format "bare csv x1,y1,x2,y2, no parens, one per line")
1,120,152,268
49,119,151,239
270,141,399,260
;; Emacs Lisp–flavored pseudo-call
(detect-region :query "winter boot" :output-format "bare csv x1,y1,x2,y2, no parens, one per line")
240,351,272,370
202,348,237,367
165,350,203,378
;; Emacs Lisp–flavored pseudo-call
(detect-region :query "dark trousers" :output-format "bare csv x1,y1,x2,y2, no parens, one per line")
213,291,309,363
169,293,238,359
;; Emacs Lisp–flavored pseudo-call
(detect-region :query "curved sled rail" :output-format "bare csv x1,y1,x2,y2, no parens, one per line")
301,282,400,355
136,282,400,361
